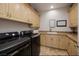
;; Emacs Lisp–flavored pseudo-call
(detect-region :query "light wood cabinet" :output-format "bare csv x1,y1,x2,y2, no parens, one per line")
31,13,40,28
40,34,46,46
67,39,77,55
69,4,77,27
0,4,8,17
46,35,60,48
40,34,76,50
0,3,40,28
46,35,69,49
8,4,29,23
40,34,68,49
28,6,40,28
59,35,69,49
40,33,77,55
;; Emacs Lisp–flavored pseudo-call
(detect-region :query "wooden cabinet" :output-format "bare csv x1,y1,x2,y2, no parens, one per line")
69,4,77,27
28,7,40,28
59,35,69,49
40,33,77,55
67,39,77,55
46,35,69,49
46,35,60,48
32,14,40,28
40,34,77,50
40,34,68,49
40,34,46,46
8,4,30,23
0,3,40,28
0,4,8,17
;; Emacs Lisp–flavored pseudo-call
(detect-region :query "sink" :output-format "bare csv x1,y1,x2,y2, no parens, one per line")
47,32,58,34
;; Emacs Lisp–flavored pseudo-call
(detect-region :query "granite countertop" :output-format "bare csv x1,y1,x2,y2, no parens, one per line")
0,37,30,53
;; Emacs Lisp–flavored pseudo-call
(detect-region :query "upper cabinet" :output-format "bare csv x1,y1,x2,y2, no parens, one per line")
69,4,77,27
8,4,29,23
0,3,40,28
0,4,8,17
27,4,40,28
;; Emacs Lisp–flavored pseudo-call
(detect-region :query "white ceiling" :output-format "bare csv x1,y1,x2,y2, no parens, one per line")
31,3,71,12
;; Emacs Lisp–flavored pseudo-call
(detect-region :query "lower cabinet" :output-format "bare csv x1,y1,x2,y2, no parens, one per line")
58,36,69,49
67,39,77,56
40,34,68,49
40,35,46,46
40,34,77,55
40,35,77,56
45,35,60,48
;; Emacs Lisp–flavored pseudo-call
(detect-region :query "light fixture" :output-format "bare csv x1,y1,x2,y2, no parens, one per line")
50,6,54,9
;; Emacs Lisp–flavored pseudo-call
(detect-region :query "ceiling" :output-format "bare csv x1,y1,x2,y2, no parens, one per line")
31,3,71,12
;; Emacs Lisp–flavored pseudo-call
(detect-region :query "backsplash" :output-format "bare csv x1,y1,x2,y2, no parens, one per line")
0,18,32,33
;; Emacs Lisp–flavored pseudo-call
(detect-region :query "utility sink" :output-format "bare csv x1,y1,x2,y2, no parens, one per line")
47,32,58,34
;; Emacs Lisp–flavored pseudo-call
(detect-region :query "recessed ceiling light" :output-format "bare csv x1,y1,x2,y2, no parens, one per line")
50,6,54,9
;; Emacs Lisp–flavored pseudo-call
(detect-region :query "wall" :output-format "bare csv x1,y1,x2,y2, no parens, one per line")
0,18,31,33
39,7,72,32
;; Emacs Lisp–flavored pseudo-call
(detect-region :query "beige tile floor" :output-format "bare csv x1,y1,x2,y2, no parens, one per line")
39,46,68,56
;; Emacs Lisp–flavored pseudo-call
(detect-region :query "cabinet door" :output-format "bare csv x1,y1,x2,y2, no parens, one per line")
50,35,60,48
45,35,60,48
8,4,21,21
69,4,77,27
20,4,29,23
34,14,40,27
27,8,33,23
8,3,28,22
0,4,8,17
59,36,69,49
30,13,39,27
45,35,52,47
67,40,77,55
40,35,46,46
28,6,40,28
